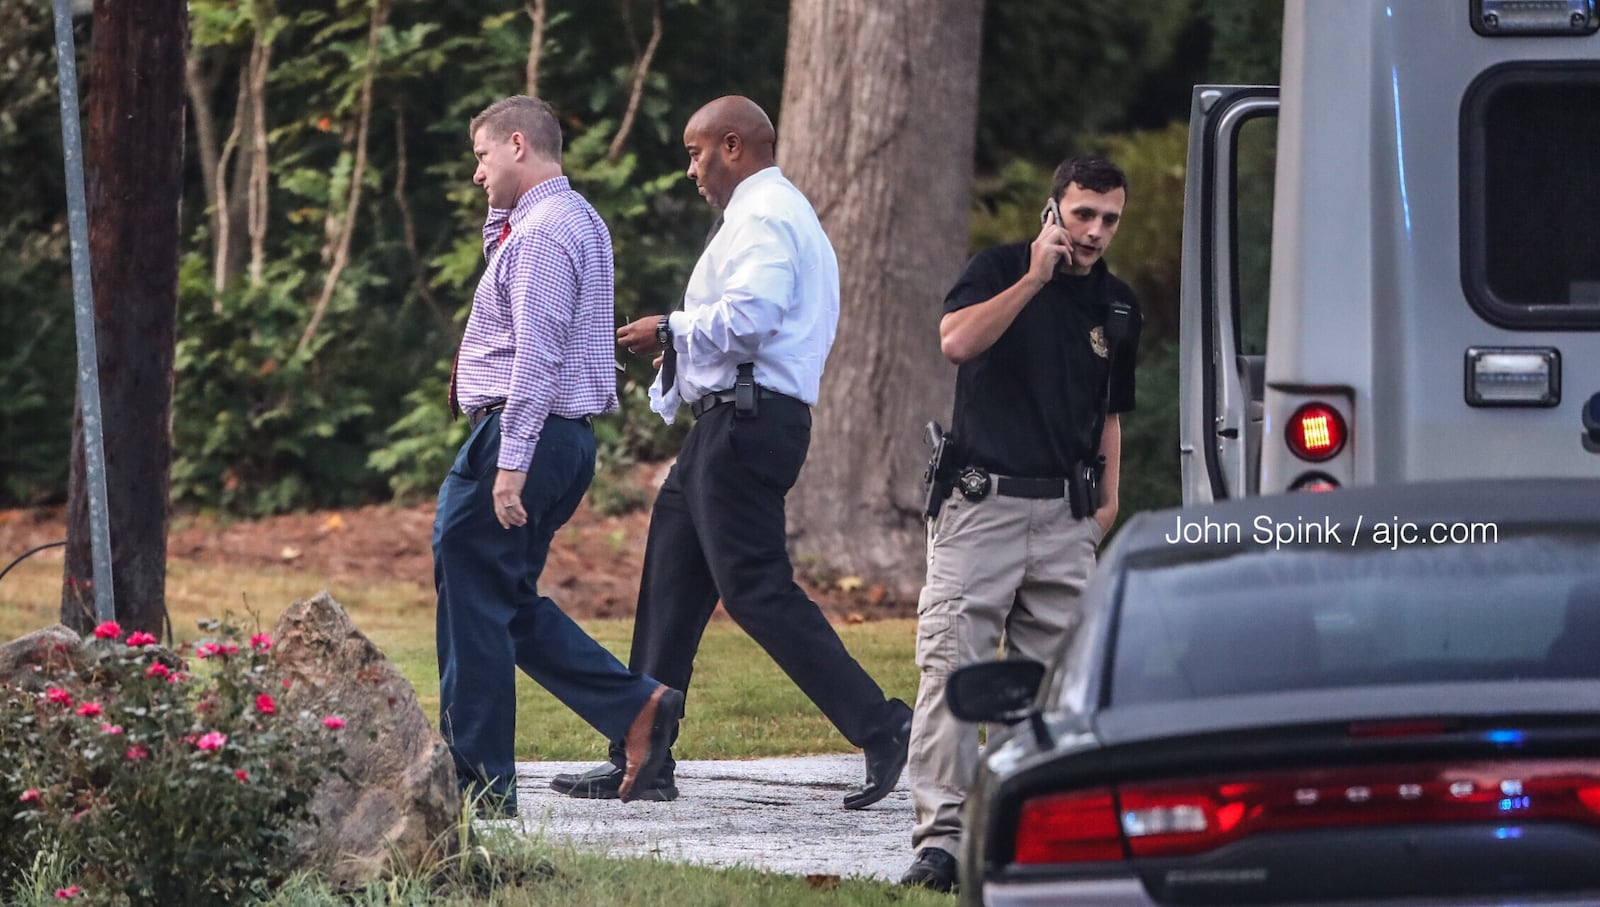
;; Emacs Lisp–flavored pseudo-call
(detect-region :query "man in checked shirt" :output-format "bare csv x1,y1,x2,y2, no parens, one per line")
434,95,682,818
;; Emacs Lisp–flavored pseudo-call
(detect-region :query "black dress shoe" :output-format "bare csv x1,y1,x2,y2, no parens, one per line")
900,847,958,892
549,761,679,801
844,698,913,810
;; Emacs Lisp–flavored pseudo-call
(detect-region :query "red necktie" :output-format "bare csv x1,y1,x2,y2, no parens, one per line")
448,220,515,418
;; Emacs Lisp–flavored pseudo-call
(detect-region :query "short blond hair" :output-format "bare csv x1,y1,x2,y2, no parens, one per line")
469,95,562,162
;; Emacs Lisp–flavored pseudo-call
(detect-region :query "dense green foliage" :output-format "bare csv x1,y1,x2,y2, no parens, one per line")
1,0,1281,516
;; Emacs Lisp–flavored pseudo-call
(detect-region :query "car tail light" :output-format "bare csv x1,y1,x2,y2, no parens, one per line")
1286,402,1347,461
1012,760,1600,865
1014,789,1124,864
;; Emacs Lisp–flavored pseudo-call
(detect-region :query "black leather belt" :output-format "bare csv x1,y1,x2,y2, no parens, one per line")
468,401,506,428
993,475,1069,499
688,386,789,419
467,401,591,429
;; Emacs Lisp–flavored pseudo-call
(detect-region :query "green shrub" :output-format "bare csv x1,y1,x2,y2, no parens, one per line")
0,620,346,905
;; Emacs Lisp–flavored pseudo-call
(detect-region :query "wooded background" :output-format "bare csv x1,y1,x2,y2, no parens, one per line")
0,0,1282,608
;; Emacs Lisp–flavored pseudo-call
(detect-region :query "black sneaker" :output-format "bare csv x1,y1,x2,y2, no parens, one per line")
900,847,958,893
548,761,678,801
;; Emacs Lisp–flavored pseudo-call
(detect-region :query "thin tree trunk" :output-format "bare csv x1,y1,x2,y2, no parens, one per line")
213,75,247,293
392,108,451,331
779,0,983,601
607,0,662,162
525,0,546,98
63,0,187,635
185,50,222,248
245,27,272,285
297,0,389,357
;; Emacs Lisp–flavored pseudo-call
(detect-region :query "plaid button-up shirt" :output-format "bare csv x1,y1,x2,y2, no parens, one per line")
454,176,618,471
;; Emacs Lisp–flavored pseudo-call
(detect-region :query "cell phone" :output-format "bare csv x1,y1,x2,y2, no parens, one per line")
1039,198,1062,227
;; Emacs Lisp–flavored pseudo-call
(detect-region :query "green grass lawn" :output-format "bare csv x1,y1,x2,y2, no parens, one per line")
0,555,919,761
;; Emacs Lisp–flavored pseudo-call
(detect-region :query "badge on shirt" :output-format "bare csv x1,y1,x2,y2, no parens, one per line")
1088,325,1109,359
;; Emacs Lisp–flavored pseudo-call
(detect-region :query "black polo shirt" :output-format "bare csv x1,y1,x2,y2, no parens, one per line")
943,243,1141,477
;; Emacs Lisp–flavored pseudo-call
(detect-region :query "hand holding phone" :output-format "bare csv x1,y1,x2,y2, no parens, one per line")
1032,198,1072,280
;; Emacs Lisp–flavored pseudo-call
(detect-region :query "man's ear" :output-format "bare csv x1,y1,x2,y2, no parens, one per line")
723,131,743,161
509,131,527,161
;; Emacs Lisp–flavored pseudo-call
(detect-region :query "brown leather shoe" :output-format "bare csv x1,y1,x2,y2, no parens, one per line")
620,685,684,803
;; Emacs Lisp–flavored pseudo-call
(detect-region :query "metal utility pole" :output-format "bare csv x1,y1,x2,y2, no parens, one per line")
51,0,115,625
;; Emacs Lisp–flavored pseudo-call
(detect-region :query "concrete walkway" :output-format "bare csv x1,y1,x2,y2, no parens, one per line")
494,756,914,882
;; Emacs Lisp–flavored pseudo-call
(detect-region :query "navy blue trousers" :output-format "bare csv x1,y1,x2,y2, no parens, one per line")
433,412,656,802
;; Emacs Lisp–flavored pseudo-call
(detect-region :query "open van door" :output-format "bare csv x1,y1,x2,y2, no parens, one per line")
1179,85,1278,505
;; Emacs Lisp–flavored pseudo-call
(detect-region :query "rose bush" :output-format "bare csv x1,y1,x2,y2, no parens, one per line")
0,619,346,905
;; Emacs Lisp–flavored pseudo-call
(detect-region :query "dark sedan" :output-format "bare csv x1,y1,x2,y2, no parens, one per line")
949,478,1600,906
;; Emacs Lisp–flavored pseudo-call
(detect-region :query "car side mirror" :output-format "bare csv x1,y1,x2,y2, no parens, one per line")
945,659,1053,749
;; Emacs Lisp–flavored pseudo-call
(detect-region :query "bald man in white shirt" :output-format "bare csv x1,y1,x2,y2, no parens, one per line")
551,96,911,809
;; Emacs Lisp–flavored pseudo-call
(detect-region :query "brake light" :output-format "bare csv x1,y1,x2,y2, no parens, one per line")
1286,402,1347,461
1011,760,1600,865
1014,789,1124,864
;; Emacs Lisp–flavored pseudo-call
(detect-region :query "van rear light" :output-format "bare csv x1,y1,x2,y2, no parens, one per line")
1286,402,1346,461
1014,789,1124,864
1289,471,1340,492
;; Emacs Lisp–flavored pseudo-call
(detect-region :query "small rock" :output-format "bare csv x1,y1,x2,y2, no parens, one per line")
0,625,85,691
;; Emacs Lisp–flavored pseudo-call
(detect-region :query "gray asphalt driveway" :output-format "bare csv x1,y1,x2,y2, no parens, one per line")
499,756,913,882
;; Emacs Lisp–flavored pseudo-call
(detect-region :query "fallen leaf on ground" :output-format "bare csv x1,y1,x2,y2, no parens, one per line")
836,575,864,592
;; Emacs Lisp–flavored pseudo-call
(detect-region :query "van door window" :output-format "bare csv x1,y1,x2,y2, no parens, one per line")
1461,64,1600,329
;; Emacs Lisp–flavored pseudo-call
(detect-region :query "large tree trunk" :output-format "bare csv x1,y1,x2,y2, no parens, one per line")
778,0,982,602
62,0,187,634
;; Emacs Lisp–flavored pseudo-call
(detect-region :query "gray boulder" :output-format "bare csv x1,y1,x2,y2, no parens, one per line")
0,624,85,691
272,592,459,887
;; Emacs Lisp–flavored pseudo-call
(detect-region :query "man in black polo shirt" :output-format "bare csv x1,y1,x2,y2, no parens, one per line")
900,156,1140,892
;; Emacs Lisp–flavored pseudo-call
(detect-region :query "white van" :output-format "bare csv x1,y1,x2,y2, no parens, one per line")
1180,0,1600,503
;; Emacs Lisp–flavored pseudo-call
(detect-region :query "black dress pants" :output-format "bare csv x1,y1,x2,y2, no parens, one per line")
607,394,895,771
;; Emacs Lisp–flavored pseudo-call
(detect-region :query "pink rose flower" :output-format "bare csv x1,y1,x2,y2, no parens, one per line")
195,731,228,751
255,694,277,716
235,769,249,782
125,744,150,761
145,662,170,679
74,702,103,718
221,642,239,656
54,885,81,899
99,723,123,735
194,642,220,659
19,788,40,803
125,631,158,646
321,715,346,730
92,621,121,640
46,687,71,706
250,633,273,651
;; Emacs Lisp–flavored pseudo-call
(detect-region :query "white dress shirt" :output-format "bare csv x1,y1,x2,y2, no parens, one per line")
649,166,840,423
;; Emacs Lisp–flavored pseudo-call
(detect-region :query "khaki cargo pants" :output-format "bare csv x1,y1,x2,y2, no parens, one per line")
907,489,1102,856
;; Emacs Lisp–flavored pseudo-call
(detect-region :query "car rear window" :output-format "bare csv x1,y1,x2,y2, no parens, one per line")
1109,536,1600,706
